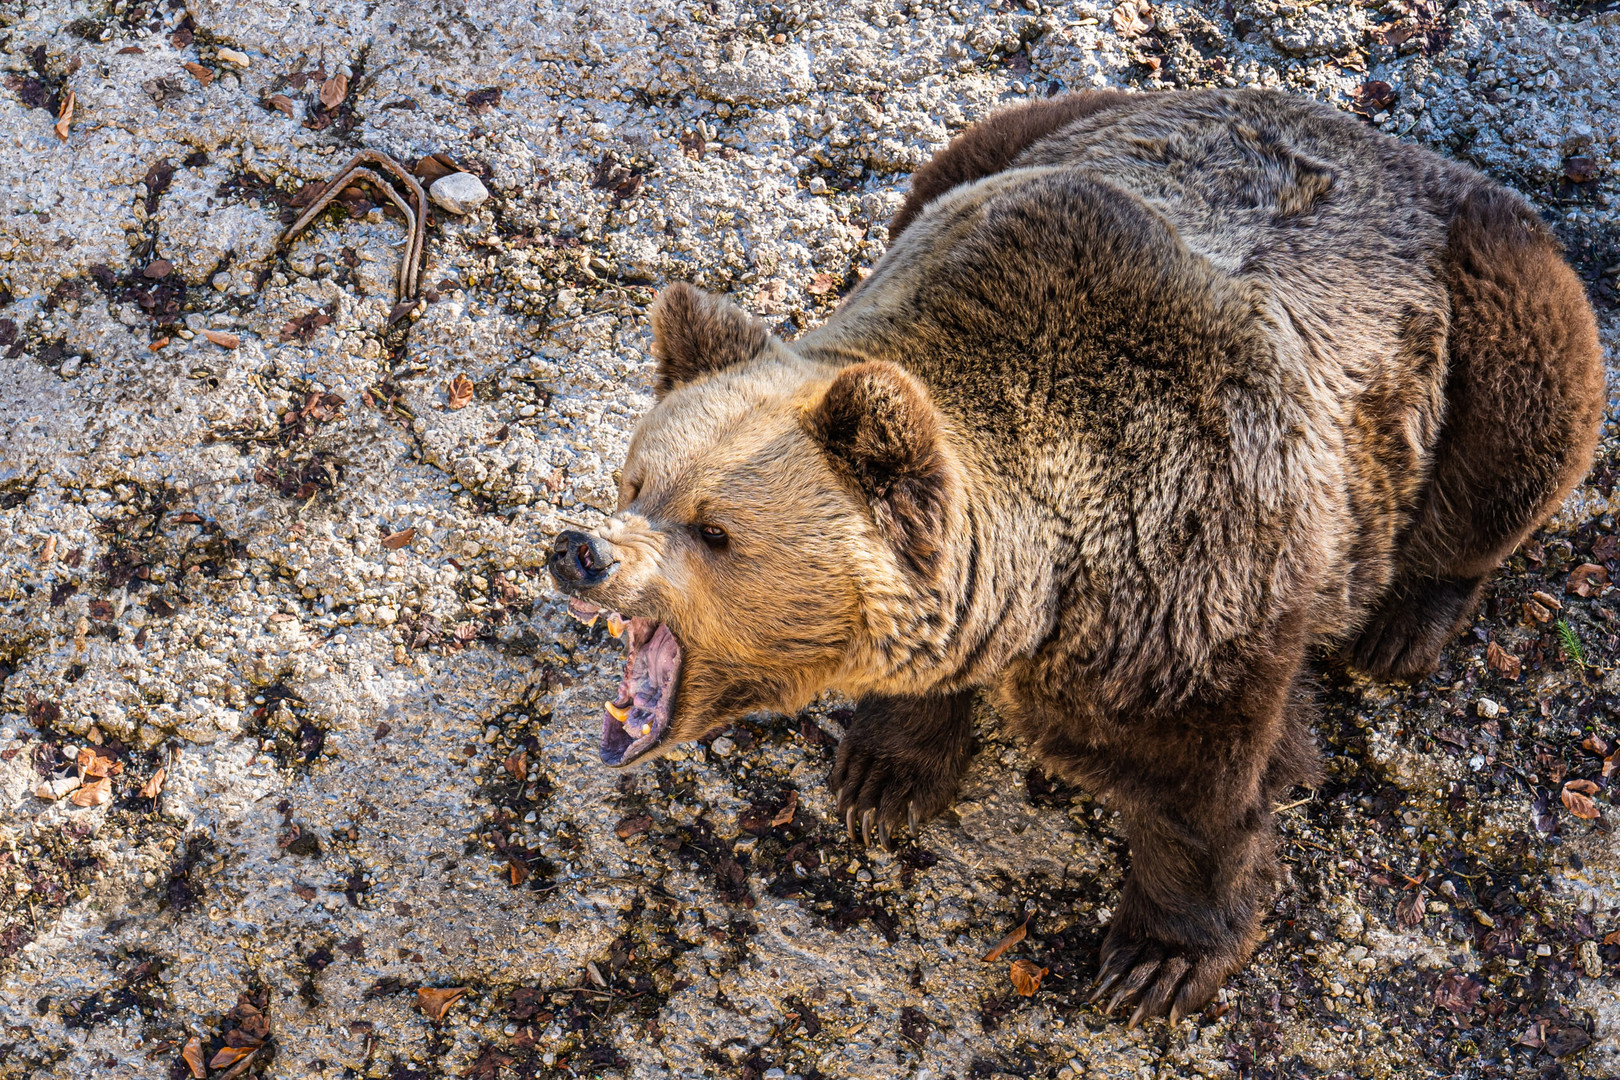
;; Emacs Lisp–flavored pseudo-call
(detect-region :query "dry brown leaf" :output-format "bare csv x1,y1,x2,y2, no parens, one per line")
292,883,317,901
981,919,1028,963
203,329,240,349
54,89,74,140
70,777,111,807
149,336,170,351
1112,0,1155,36
417,986,467,1021
1561,783,1600,820
208,1045,254,1070
77,747,121,778
807,272,836,295
1567,563,1610,598
1009,957,1048,996
1395,885,1427,927
614,814,653,839
215,1049,260,1080
183,61,214,86
1583,735,1609,756
504,749,527,779
1605,929,1620,946
447,373,475,409
1531,590,1563,611
770,789,799,827
140,767,167,799
1566,779,1602,795
268,93,295,117
320,72,349,110
382,527,416,550
180,1036,205,1079
41,535,56,563
1523,599,1553,624
1485,641,1521,680
1605,752,1617,780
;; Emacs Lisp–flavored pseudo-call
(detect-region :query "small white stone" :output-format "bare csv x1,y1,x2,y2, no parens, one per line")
1476,698,1501,719
60,744,80,762
710,735,735,757
430,172,490,215
60,356,82,377
216,47,250,67
211,272,231,291
373,606,397,626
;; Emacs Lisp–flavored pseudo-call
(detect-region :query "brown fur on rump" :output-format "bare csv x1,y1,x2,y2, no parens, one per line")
553,88,1609,1026
888,89,1133,240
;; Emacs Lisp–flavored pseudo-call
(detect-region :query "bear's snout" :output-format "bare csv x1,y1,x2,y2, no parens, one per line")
549,530,617,591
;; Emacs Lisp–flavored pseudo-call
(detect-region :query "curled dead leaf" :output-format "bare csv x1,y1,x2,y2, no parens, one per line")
268,93,295,117
806,272,836,296
615,814,653,839
70,777,111,807
981,919,1028,963
1396,885,1427,927
447,373,475,409
1009,957,1048,996
183,61,214,86
181,1036,205,1079
140,766,166,799
54,89,74,140
320,72,349,110
770,789,798,827
1567,563,1610,598
1112,0,1155,36
203,329,240,349
504,749,527,779
382,527,416,550
1485,640,1521,680
417,986,467,1021
1561,782,1600,820
77,747,122,778
208,1045,254,1070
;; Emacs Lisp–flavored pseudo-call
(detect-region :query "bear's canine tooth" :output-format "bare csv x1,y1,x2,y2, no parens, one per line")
605,612,628,638
605,701,631,724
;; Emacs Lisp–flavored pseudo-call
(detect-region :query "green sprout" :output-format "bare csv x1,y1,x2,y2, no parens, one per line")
1556,618,1586,669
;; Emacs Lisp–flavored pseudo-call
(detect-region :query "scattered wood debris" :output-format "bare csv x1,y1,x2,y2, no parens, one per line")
281,150,425,303
382,527,416,550
981,919,1028,963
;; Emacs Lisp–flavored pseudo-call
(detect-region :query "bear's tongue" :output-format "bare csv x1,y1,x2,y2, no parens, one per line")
599,616,681,767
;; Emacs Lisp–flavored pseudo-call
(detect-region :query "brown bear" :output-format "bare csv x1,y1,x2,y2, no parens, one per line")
549,88,1605,1024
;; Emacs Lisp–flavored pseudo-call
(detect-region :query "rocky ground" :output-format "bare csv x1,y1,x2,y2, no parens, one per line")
0,0,1617,1078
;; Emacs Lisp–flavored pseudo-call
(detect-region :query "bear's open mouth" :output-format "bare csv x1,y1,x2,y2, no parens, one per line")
568,598,681,767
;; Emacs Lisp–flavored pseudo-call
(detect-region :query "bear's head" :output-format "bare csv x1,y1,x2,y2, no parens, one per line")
549,283,959,766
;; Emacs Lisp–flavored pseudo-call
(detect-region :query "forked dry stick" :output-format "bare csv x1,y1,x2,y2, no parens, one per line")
280,150,427,303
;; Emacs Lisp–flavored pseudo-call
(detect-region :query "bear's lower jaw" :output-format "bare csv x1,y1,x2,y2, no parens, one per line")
597,616,681,767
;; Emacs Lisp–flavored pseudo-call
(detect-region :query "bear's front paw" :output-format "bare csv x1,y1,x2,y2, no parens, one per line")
828,708,969,849
1090,922,1251,1027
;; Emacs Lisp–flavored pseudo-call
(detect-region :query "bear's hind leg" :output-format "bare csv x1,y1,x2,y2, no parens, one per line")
830,690,976,848
1349,186,1605,680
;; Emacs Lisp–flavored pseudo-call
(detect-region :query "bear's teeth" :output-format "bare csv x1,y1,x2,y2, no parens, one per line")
605,612,627,638
605,701,631,724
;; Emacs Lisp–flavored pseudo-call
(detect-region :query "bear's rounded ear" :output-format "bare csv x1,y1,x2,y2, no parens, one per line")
805,361,950,574
649,283,770,397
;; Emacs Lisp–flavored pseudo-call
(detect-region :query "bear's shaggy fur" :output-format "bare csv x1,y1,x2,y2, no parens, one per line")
549,88,1606,1022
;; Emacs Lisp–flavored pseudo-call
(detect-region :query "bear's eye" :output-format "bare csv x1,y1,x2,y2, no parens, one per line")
698,524,729,549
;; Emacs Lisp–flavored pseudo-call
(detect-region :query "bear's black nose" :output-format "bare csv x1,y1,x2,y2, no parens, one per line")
549,530,615,590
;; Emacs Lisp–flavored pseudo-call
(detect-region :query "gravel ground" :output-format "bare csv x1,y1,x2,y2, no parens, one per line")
1,1,1618,1078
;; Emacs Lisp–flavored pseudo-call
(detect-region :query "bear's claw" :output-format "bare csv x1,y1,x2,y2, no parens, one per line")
1090,926,1237,1026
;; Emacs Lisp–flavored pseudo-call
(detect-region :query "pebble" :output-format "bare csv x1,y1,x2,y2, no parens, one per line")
373,606,398,626
60,356,82,377
710,736,735,757
1476,698,1501,719
430,172,490,215
216,47,251,66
